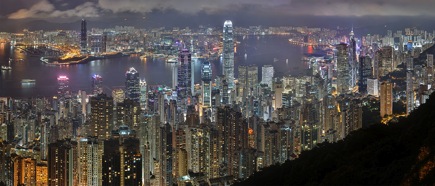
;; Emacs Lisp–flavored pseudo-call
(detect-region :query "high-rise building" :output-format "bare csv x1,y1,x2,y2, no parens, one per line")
238,65,258,98
406,58,414,115
223,20,235,89
202,61,212,108
349,28,358,88
380,81,393,117
92,74,103,95
48,140,78,186
112,88,125,105
262,65,274,88
89,34,107,55
178,49,192,110
13,157,36,186
90,93,114,139
77,137,102,186
367,78,379,97
57,75,70,98
80,19,87,53
359,56,373,94
336,43,351,95
377,46,394,77
125,67,140,102
427,54,434,87
140,79,147,110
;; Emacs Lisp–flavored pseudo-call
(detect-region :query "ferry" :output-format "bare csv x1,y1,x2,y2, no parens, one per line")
166,57,177,63
21,79,36,84
1,66,12,70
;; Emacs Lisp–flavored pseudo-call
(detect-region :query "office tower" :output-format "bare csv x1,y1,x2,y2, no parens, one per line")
160,123,173,185
223,20,235,89
178,49,192,96
140,79,147,110
125,67,140,102
13,157,36,186
90,93,114,139
186,127,210,174
238,65,258,97
300,99,320,151
57,75,70,98
48,140,78,186
172,64,178,90
349,28,358,88
336,43,351,95
377,46,394,77
80,19,87,53
367,78,379,96
112,88,125,105
359,56,373,94
380,81,393,117
92,74,103,95
273,80,283,110
202,61,212,108
177,49,192,112
262,65,274,88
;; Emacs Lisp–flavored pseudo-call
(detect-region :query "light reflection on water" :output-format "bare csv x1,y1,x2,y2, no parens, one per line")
0,36,307,98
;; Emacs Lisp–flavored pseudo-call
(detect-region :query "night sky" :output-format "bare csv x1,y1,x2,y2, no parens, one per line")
0,0,434,32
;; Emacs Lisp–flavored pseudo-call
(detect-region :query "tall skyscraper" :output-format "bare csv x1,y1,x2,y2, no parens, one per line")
358,56,373,94
238,65,258,97
223,20,235,89
336,43,351,95
349,28,358,88
48,140,78,186
90,93,114,139
262,65,274,88
125,67,140,102
380,81,393,117
112,88,125,105
140,79,147,110
406,57,414,115
202,61,212,108
177,49,192,109
80,19,87,53
57,75,70,98
92,74,103,95
427,54,434,87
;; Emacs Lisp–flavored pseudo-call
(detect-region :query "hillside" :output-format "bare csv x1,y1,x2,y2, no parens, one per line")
236,93,435,185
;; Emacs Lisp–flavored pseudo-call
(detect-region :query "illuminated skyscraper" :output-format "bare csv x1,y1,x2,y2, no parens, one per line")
177,49,192,109
380,81,393,117
349,28,358,88
140,79,147,110
358,56,373,94
57,75,70,98
336,43,351,95
202,61,212,108
92,74,103,95
80,19,87,53
90,93,114,139
223,20,235,89
125,67,140,102
406,57,414,115
112,88,125,105
262,65,274,88
427,54,434,87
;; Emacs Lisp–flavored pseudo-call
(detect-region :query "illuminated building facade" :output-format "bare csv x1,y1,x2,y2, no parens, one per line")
336,43,351,95
90,93,114,139
262,65,274,88
380,81,393,117
202,61,212,108
57,75,70,98
223,20,235,89
80,19,87,53
125,67,140,102
140,79,147,110
92,74,103,95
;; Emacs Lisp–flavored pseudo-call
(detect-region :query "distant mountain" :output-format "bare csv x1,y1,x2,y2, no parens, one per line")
236,93,435,185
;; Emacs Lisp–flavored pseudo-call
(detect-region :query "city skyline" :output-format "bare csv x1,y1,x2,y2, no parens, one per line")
1,2,435,184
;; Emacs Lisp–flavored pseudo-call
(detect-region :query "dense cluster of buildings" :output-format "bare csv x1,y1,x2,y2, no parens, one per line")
1,21,435,186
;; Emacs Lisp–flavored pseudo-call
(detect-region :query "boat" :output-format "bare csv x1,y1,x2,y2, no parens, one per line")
21,79,36,84
166,56,178,63
1,66,12,70
244,53,247,60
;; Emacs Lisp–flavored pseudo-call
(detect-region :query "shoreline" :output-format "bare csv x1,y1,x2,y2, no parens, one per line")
40,52,129,66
